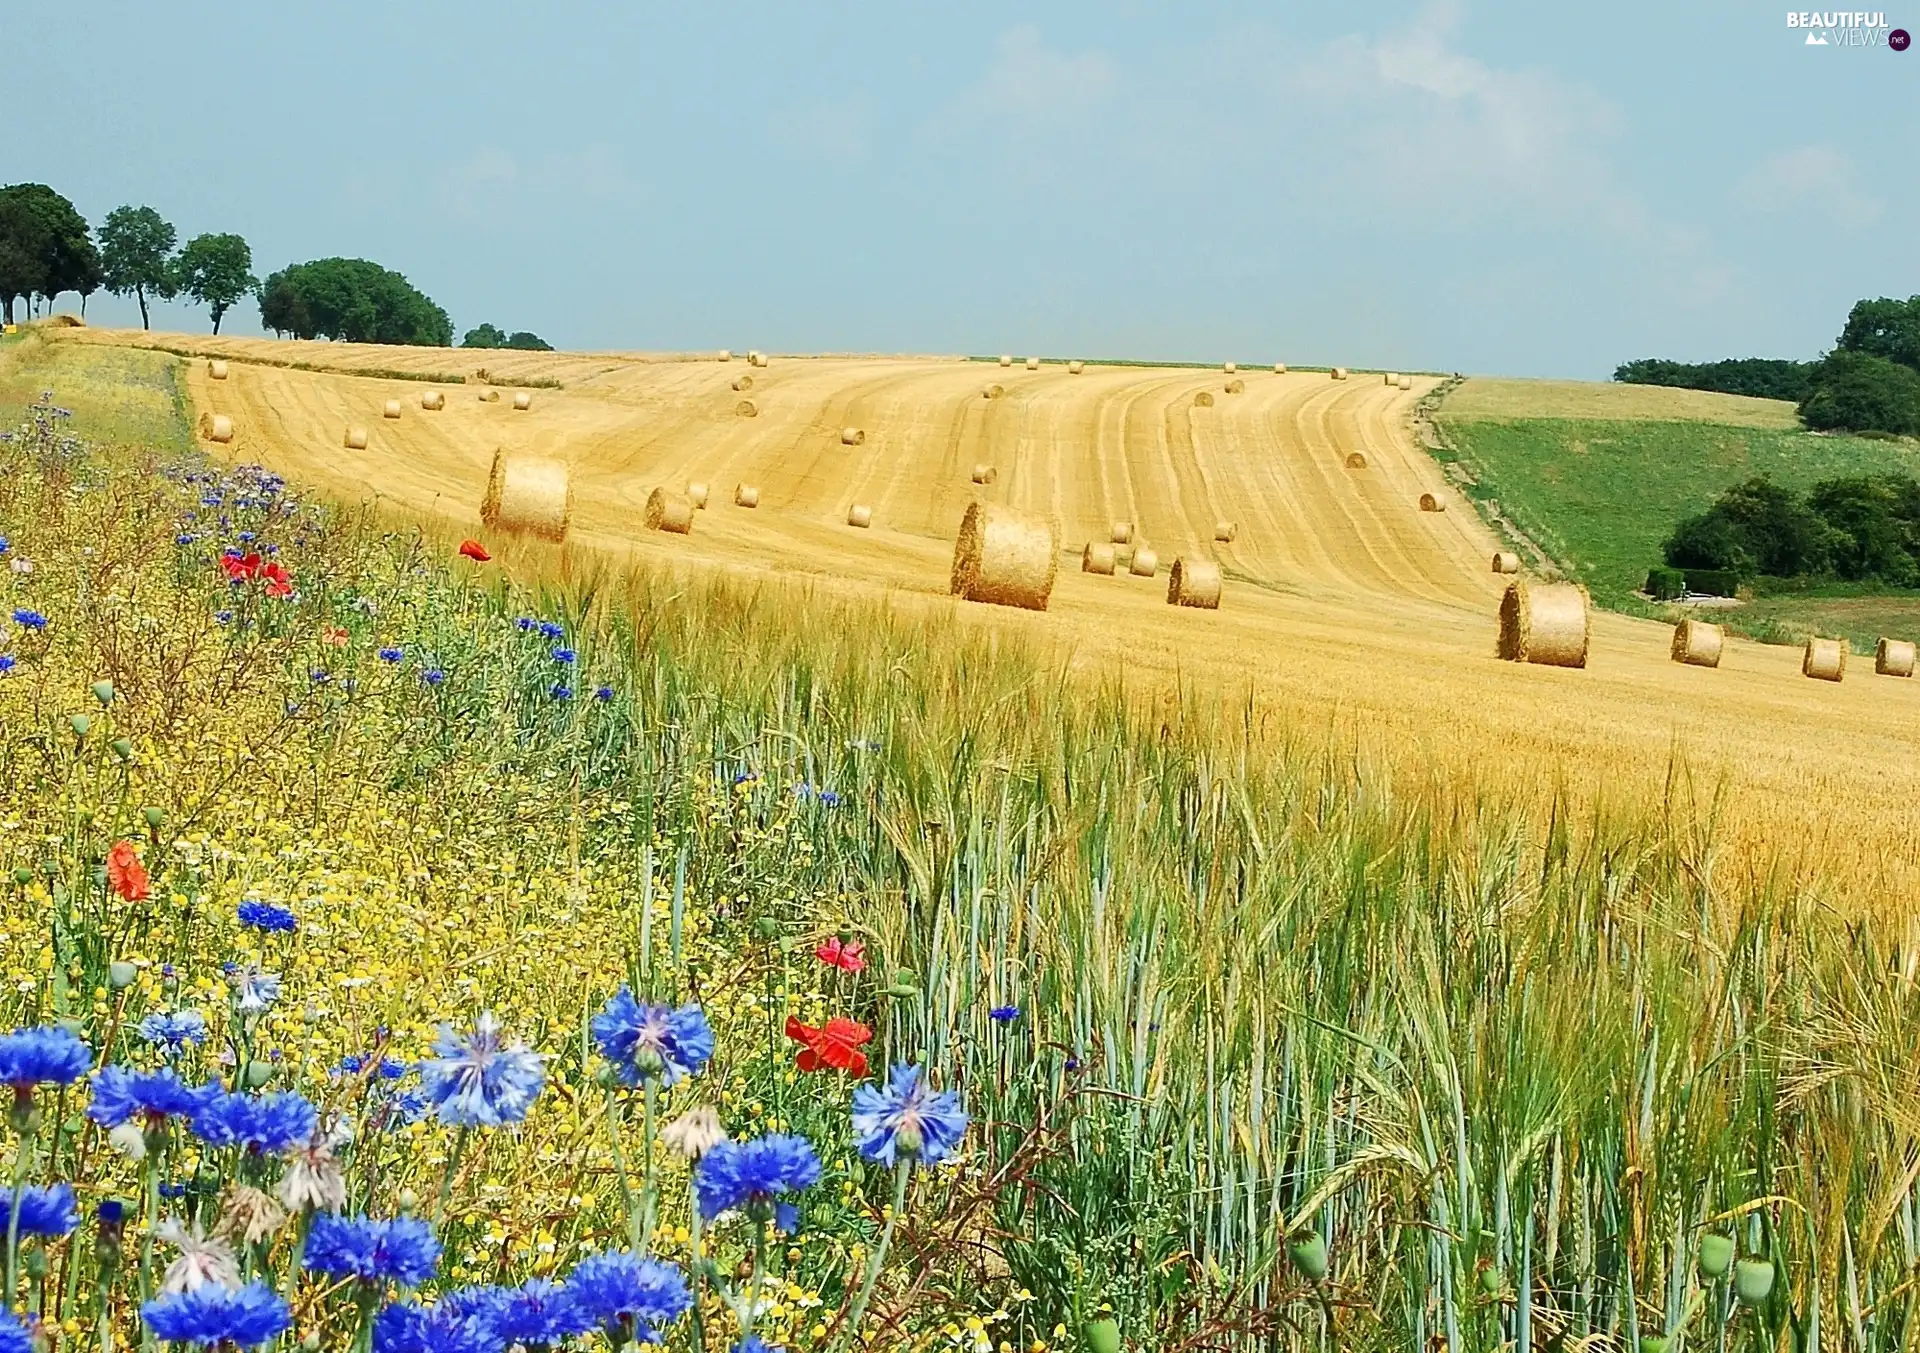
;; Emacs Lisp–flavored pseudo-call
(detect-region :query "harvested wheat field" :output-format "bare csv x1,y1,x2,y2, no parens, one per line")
63,327,1920,905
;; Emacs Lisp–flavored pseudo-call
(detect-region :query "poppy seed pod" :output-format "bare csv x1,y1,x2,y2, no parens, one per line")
108,962,137,989
143,807,165,831
70,715,90,738
1639,1338,1671,1353
91,680,115,706
1288,1233,1329,1281
1083,1318,1121,1353
110,737,132,762
12,868,32,885
1697,1234,1734,1278
1734,1258,1775,1307
1478,1263,1503,1295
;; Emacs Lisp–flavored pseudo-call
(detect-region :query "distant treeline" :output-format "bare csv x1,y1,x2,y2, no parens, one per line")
1660,473,1920,590
1617,296,1920,436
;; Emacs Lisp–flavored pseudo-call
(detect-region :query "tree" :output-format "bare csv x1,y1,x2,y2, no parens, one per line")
174,233,257,334
1835,296,1920,373
461,322,507,349
257,258,451,346
1798,350,1920,436
1612,357,1816,402
505,331,552,351
97,205,178,329
1663,476,1837,580
1807,476,1919,584
0,183,100,324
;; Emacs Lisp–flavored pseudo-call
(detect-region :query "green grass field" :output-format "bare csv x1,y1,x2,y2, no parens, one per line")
0,329,191,451
1435,377,1920,648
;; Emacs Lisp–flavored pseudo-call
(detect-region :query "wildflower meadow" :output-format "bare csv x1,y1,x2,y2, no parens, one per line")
2,378,1920,1353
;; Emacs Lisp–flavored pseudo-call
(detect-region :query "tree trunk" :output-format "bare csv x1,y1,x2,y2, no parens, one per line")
136,286,150,330
211,305,224,335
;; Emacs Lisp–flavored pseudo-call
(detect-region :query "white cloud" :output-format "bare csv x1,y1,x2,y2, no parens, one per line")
1737,145,1882,227
438,150,519,219
966,25,1116,120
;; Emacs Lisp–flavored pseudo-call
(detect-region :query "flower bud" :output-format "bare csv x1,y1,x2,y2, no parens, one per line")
70,714,90,738
11,868,31,885
245,1061,274,1089
91,680,115,706
1083,1318,1121,1353
894,1121,924,1160
634,1048,666,1079
753,916,780,941
110,737,133,762
397,1189,418,1216
1697,1234,1734,1279
143,806,166,831
1288,1233,1329,1282
108,962,137,989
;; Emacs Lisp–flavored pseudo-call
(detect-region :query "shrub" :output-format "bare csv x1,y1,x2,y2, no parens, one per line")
1799,351,1920,436
1681,568,1744,597
1644,565,1685,600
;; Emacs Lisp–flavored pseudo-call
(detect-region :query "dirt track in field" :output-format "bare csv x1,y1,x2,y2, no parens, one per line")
66,329,1920,906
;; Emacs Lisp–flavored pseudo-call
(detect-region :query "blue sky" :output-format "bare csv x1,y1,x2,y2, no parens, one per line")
11,1,1917,376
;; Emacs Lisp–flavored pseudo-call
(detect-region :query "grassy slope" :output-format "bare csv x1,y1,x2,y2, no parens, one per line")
1434,377,1920,649
0,328,191,451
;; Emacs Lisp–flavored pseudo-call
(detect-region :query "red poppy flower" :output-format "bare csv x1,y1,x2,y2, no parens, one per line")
261,562,292,599
105,841,150,902
814,937,866,973
220,551,263,581
321,626,349,648
785,1015,871,1077
458,539,492,562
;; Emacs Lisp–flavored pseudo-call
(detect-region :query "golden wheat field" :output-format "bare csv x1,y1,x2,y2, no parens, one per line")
59,327,1920,905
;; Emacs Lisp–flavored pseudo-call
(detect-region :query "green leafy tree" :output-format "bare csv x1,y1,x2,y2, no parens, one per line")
97,205,178,329
505,330,552,351
258,258,451,346
1662,476,1837,580
174,233,257,334
1835,296,1920,373
1798,350,1920,436
0,183,101,324
1806,476,1919,584
461,322,506,349
1612,357,1817,402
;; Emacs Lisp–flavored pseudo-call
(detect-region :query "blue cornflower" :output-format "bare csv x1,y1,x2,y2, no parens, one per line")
593,685,614,702
494,1278,592,1346
515,617,536,632
853,1064,968,1167
537,620,564,640
0,537,7,553
693,1134,821,1227
0,1025,92,1089
88,1067,220,1128
9,610,45,631
0,656,13,675
421,668,446,687
418,1012,545,1128
304,1214,441,1288
236,531,256,543
336,1054,408,1080
989,1005,1020,1023
137,1010,209,1056
175,532,196,546
309,669,331,685
142,1282,290,1349
818,789,841,807
213,610,233,625
224,964,281,1014
550,647,575,664
0,1183,77,1236
371,1298,497,1353
0,1307,26,1353
378,646,404,663
159,1182,188,1200
236,900,297,934
567,1251,692,1345
191,1091,318,1155
591,990,714,1087
549,684,573,701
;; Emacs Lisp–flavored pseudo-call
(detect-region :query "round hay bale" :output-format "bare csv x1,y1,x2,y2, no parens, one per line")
1025,357,1040,371
1273,363,1288,374
1082,542,1117,575
1875,637,1916,677
1331,367,1349,381
847,504,873,528
1419,492,1445,512
1497,580,1589,669
1345,452,1367,470
1129,547,1159,578
718,349,732,362
687,481,710,509
950,501,1059,612
344,425,369,451
1110,521,1133,544
999,355,1013,368
512,391,533,412
382,399,402,420
731,376,754,392
734,483,760,508
1224,361,1237,374
1491,551,1520,574
1166,557,1222,609
735,399,758,418
644,487,694,534
480,390,500,402
841,427,865,446
1214,520,1237,543
1385,372,1401,386
982,383,1004,400
208,359,229,381
1224,378,1245,394
1068,360,1085,375
748,350,767,367
480,449,572,542
1803,637,1847,682
199,412,233,444
1671,619,1723,669
1193,390,1215,408
1397,374,1413,390
421,389,446,411
971,464,997,485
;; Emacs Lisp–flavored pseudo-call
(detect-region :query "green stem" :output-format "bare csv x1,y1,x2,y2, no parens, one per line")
743,1217,768,1341
282,1208,314,1301
833,1159,911,1353
639,1080,658,1254
138,1145,160,1353
603,1087,641,1251
688,1198,706,1353
4,1103,38,1306
435,1127,471,1222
